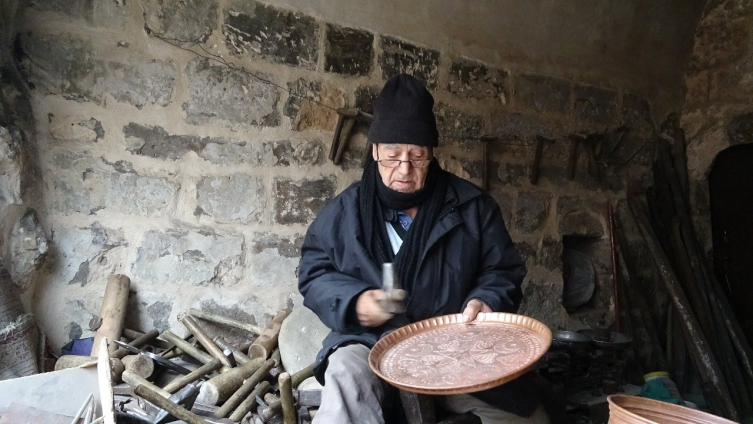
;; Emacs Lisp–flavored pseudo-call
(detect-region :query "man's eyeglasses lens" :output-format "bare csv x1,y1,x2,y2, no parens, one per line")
377,159,430,168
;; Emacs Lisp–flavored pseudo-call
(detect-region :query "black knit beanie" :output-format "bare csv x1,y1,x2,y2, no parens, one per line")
368,74,439,147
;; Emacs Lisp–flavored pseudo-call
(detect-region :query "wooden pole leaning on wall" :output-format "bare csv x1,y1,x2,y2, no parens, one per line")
92,275,131,355
628,194,739,421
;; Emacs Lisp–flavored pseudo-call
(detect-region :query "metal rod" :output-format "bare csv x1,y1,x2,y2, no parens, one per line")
181,316,234,368
113,329,159,359
69,394,93,424
608,204,620,333
122,370,172,399
188,308,263,335
163,358,222,394
228,381,271,422
160,330,226,371
134,384,208,424
214,336,251,365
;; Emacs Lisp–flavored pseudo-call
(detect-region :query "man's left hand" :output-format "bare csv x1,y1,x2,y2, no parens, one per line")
462,299,492,322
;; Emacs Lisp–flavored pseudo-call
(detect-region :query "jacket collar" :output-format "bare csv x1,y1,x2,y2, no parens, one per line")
442,172,485,209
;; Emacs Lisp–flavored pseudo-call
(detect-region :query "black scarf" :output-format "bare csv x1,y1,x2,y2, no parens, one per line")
359,158,448,297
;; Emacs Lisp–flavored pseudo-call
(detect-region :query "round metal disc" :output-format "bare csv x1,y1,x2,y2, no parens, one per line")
368,313,552,395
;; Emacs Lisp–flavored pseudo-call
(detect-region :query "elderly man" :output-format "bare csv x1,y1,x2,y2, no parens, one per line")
298,74,549,423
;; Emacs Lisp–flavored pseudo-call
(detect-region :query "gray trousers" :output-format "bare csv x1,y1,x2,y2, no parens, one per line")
313,344,549,424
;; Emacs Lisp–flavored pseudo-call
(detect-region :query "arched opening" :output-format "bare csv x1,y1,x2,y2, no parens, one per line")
709,143,753,342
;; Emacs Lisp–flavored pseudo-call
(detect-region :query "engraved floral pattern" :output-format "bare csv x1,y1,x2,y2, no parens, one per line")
379,323,544,389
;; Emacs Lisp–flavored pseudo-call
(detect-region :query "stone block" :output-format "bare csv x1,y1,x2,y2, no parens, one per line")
325,24,374,76
267,139,325,166
514,192,551,234
124,123,206,160
30,0,127,28
559,211,604,237
224,0,318,69
574,84,617,125
684,70,709,109
196,174,265,224
0,126,22,204
131,229,244,286
6,209,48,283
274,177,336,225
93,60,176,109
498,162,531,186
688,17,749,71
710,66,753,104
435,103,484,140
146,301,173,332
53,223,125,286
489,190,514,225
283,79,342,131
98,172,178,216
379,36,440,89
489,112,571,141
518,278,566,325
20,34,95,102
514,74,571,114
355,86,380,114
252,232,304,258
49,115,104,142
437,155,471,181
249,232,303,287
538,237,563,270
447,58,508,103
621,93,653,133
728,112,753,144
48,155,178,216
183,58,280,127
202,138,325,167
515,241,537,266
279,306,329,375
142,0,218,43
21,33,176,109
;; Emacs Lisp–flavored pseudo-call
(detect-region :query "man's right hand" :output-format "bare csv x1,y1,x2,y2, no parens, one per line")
355,289,393,327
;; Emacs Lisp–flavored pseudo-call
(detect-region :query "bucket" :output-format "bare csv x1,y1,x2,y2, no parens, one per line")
607,395,737,424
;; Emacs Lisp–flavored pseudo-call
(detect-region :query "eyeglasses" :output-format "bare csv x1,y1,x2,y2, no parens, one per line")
376,159,431,168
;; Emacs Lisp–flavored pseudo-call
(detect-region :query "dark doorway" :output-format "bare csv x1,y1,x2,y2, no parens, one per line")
709,143,753,342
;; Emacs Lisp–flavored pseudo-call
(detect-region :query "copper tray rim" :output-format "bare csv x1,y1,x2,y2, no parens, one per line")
368,312,552,395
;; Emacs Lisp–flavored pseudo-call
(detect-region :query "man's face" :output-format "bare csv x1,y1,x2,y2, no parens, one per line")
372,143,432,193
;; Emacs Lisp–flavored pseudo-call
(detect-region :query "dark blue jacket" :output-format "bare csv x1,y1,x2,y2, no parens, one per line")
298,173,527,384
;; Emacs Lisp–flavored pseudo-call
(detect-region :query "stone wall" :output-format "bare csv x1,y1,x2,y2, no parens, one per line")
9,0,664,351
681,0,753,248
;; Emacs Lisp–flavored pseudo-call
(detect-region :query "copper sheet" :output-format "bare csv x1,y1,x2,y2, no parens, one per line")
368,313,552,395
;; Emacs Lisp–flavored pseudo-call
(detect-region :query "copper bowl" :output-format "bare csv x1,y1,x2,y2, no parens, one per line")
368,313,552,395
607,395,737,424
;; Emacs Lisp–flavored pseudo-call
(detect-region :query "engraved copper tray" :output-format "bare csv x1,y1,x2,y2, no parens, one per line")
368,313,552,395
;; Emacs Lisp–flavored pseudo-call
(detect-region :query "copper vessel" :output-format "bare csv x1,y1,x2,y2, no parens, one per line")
607,395,738,424
368,313,551,395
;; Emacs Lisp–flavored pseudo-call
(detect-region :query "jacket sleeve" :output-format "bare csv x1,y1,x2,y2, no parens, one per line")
298,225,373,334
463,196,527,313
